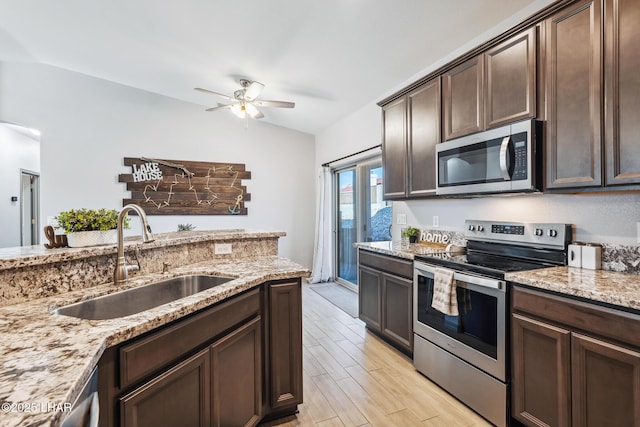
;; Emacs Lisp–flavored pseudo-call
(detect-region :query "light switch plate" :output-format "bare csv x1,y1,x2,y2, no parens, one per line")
214,243,232,255
637,222,640,244
433,216,440,227
396,214,407,225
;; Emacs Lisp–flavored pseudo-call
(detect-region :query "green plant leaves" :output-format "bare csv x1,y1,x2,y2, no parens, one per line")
54,208,129,234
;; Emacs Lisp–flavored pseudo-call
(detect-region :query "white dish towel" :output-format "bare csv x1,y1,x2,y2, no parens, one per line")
431,267,458,316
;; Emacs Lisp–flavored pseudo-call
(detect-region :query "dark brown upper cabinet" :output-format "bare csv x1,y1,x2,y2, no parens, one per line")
381,97,407,199
604,0,640,186
407,78,441,197
443,56,484,140
485,27,537,129
382,77,440,200
545,0,603,189
443,28,537,141
546,0,640,191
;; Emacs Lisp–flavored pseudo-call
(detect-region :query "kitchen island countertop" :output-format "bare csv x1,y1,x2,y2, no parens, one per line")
0,255,309,427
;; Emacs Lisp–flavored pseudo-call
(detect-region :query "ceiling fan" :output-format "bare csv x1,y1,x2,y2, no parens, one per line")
194,79,295,124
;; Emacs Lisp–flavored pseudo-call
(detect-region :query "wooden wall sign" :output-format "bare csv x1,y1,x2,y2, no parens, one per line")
119,157,251,215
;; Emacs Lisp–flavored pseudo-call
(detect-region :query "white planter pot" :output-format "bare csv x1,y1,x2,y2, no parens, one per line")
66,230,118,248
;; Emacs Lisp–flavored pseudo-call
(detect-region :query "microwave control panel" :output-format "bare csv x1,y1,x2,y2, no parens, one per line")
512,131,528,181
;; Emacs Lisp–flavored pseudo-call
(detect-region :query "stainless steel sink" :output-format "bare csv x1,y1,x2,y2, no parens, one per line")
53,275,233,320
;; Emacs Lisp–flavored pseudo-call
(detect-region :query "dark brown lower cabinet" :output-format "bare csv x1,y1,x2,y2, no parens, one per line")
381,273,413,352
358,250,413,355
266,280,303,414
571,333,640,427
358,265,382,330
211,316,262,427
120,349,211,427
511,313,571,427
99,279,303,427
511,285,640,427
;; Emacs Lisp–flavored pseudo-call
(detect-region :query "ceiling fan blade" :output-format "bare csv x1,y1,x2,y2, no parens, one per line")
194,87,235,101
244,81,265,101
205,104,234,112
245,103,264,119
253,100,295,108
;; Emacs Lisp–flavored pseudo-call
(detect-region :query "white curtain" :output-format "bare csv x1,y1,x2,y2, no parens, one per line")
309,166,333,283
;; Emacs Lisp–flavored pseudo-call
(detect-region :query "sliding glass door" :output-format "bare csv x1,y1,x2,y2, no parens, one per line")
336,168,357,286
335,159,391,290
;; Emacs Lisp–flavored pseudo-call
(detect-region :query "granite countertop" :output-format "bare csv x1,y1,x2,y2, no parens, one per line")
0,255,309,427
506,267,640,312
355,241,463,259
356,241,639,312
0,229,285,271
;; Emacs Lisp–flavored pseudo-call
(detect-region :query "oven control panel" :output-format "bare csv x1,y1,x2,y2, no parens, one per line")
465,220,571,249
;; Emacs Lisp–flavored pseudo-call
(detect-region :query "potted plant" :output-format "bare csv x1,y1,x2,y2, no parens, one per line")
55,208,129,247
402,226,420,243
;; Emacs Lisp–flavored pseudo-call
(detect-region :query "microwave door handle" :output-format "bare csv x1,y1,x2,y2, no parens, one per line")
499,136,513,180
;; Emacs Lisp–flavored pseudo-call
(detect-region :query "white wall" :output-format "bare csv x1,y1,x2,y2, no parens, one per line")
0,62,316,267
316,0,640,248
0,123,40,247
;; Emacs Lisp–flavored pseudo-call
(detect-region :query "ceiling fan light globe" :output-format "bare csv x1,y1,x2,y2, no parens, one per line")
230,104,246,118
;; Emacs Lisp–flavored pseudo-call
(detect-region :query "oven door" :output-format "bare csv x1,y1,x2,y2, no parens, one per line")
413,262,506,381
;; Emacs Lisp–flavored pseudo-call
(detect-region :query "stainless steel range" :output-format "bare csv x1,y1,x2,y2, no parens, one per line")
413,220,571,427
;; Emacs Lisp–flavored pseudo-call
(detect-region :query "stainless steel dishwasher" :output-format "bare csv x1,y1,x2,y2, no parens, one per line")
60,367,99,427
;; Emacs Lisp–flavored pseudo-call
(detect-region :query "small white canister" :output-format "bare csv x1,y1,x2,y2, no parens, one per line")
581,243,602,270
568,243,583,268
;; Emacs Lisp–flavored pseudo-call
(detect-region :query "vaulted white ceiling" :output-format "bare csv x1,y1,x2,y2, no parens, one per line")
0,0,547,134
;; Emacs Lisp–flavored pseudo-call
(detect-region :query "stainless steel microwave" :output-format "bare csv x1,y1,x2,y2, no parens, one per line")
436,119,542,196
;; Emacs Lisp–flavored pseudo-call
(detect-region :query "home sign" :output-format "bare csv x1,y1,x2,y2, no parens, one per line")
119,157,251,215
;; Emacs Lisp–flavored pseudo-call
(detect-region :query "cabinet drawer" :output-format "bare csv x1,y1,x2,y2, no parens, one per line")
359,250,413,279
120,288,260,388
512,285,640,348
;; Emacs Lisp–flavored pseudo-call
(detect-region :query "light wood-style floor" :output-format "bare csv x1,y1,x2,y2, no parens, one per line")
262,284,492,427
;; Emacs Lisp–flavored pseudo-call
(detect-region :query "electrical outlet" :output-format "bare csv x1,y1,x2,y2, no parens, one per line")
397,214,407,225
214,243,232,255
433,215,440,227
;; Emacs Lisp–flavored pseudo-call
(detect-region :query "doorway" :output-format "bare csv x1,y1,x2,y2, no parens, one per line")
20,170,40,246
335,159,391,291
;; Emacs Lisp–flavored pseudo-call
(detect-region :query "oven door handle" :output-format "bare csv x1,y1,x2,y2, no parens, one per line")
454,271,504,290
415,263,505,291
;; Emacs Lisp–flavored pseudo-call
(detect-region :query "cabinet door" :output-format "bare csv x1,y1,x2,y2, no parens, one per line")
604,0,640,185
511,313,571,427
381,273,413,353
545,0,602,189
443,55,484,140
211,316,262,427
267,281,302,411
485,28,537,128
358,265,381,331
571,333,640,427
407,78,440,197
382,97,407,199
120,349,210,427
